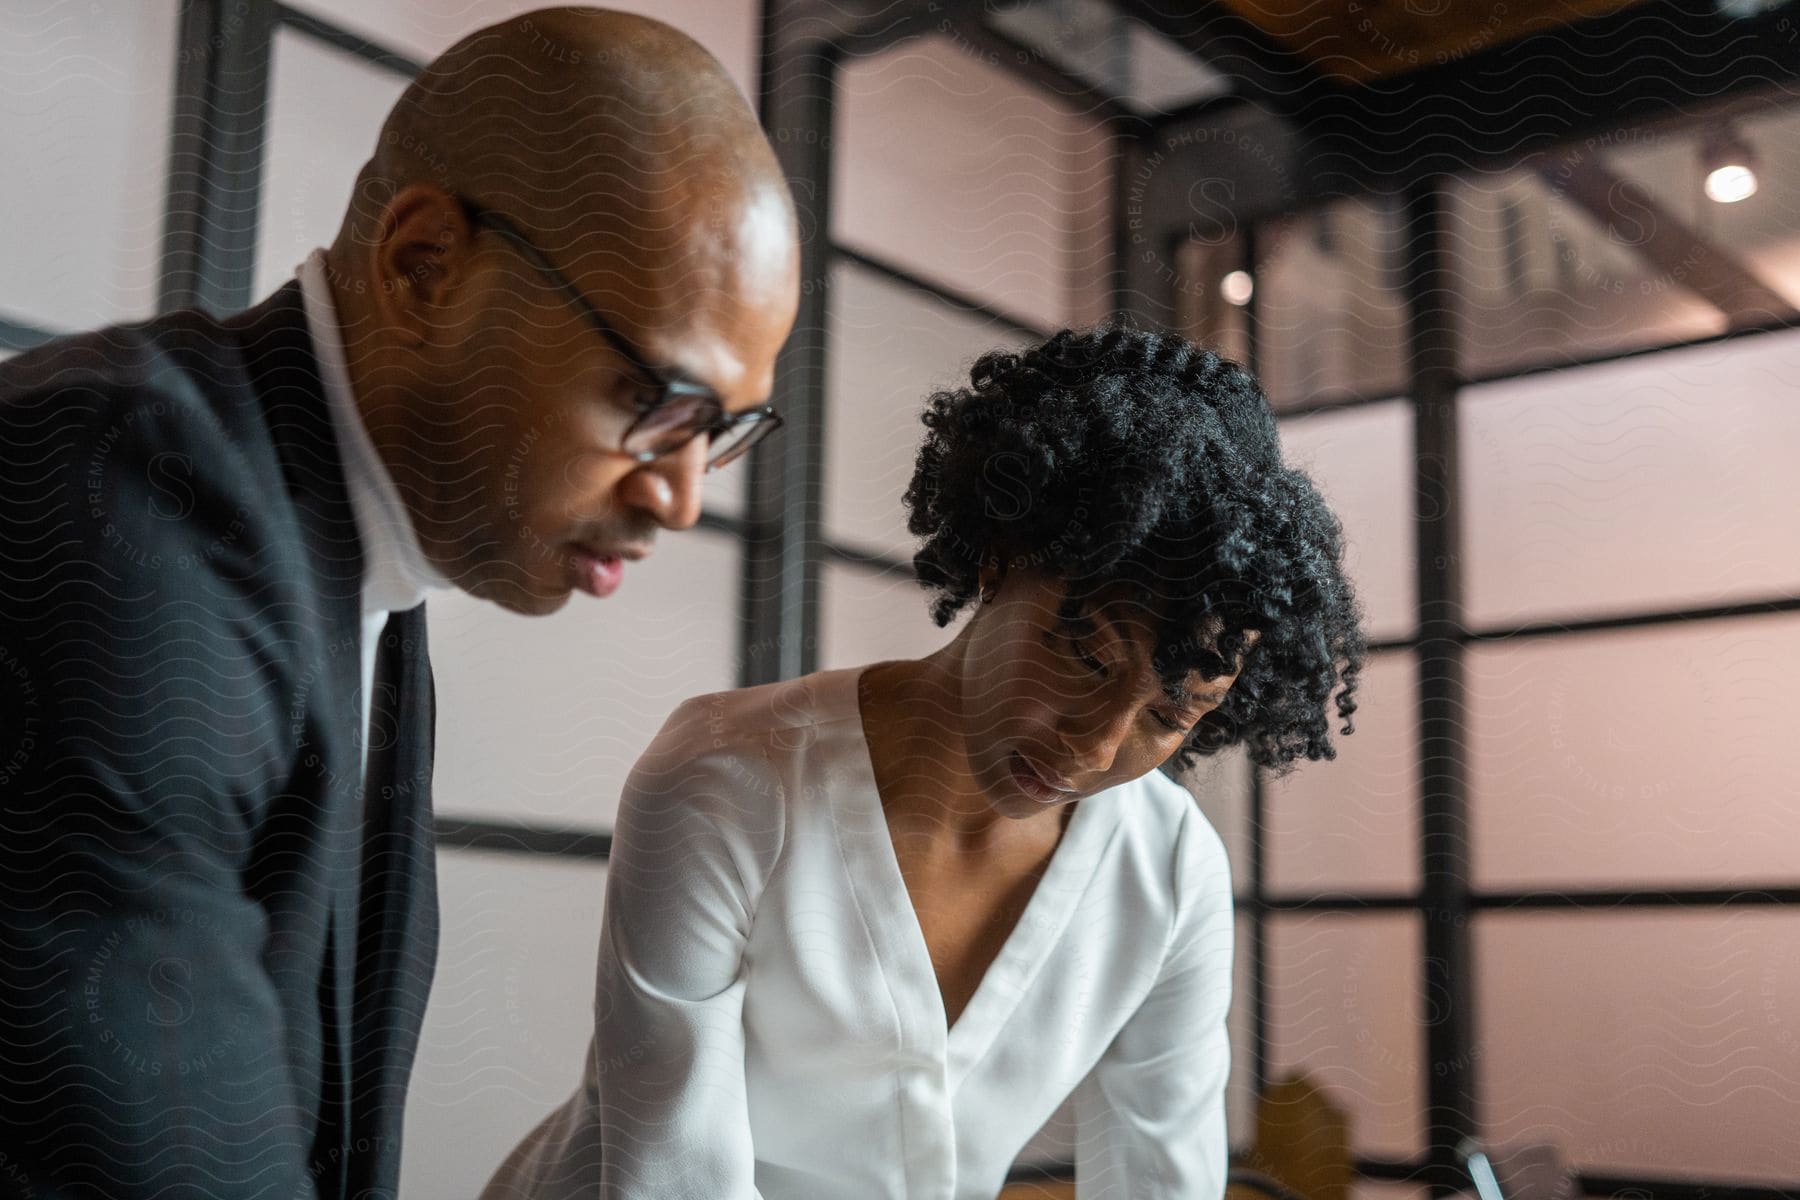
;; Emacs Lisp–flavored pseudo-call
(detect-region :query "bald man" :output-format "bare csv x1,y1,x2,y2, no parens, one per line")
0,9,798,1199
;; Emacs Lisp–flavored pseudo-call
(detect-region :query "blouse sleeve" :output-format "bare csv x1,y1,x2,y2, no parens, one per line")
1071,804,1236,1199
482,701,785,1200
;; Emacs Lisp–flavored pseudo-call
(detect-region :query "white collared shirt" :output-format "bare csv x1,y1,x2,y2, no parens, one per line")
295,250,449,775
484,666,1235,1199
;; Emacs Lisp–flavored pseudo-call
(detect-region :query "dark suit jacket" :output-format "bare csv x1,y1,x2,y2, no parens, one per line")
0,284,439,1199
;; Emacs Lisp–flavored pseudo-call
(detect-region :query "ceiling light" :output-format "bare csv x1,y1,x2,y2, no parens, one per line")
1220,270,1254,306
1702,126,1758,204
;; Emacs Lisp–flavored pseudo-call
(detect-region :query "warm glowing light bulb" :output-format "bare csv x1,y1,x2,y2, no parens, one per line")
1704,162,1757,203
1700,125,1758,204
1220,270,1254,306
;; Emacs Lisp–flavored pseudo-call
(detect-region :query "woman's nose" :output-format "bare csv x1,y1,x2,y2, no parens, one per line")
1054,692,1138,777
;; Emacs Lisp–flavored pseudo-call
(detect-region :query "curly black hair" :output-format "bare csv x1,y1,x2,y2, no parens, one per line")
902,325,1365,774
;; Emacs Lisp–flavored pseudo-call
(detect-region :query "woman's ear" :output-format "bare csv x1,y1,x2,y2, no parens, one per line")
977,555,1008,604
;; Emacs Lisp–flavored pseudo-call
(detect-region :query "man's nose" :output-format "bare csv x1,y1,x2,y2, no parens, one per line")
616,436,708,530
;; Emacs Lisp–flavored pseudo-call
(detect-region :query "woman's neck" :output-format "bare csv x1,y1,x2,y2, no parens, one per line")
857,647,1017,849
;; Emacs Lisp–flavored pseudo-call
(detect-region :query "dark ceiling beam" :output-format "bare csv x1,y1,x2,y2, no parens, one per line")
1538,156,1798,325
1282,0,1800,205
940,14,1143,130
1109,0,1331,118
772,0,987,63
1148,92,1253,138
787,0,1304,130
1138,0,1800,227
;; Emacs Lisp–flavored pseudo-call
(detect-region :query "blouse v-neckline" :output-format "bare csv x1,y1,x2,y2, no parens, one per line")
831,664,1121,1089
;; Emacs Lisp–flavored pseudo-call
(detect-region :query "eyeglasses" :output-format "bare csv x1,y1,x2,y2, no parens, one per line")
459,199,782,471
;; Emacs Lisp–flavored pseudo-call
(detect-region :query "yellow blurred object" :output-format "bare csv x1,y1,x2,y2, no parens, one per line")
996,1179,1076,1199
1243,1075,1353,1200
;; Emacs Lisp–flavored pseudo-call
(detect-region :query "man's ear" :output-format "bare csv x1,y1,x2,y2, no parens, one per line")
368,184,478,344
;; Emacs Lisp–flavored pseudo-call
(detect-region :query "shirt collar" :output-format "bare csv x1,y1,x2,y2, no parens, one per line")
296,249,450,615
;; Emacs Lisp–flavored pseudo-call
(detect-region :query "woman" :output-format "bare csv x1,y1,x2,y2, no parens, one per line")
484,327,1366,1199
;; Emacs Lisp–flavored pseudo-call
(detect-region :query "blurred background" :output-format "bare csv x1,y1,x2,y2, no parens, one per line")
5,0,1800,1196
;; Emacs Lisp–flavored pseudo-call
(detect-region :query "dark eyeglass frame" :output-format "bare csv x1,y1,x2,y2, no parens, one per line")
458,198,782,471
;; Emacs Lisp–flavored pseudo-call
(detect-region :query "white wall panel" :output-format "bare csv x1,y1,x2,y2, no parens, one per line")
430,531,739,832
401,850,608,1198
0,0,178,331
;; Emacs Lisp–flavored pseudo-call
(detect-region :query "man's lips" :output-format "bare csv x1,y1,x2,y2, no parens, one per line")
571,548,624,598
568,542,647,599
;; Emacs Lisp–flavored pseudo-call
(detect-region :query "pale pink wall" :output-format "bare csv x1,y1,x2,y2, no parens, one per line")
822,263,1035,560
255,29,407,296
1261,290,1800,1175
1267,913,1426,1159
1264,652,1420,896
818,560,948,670
1278,399,1418,643
1448,172,1727,378
1478,910,1800,1176
1467,614,1800,890
410,854,610,1194
1460,324,1800,628
1257,200,1410,408
427,533,741,836
1066,113,1117,327
834,35,1114,331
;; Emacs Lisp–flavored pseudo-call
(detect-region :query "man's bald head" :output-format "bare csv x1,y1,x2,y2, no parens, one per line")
326,7,800,616
339,8,793,318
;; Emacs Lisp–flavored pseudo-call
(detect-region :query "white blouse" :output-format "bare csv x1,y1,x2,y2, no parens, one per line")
483,666,1235,1200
